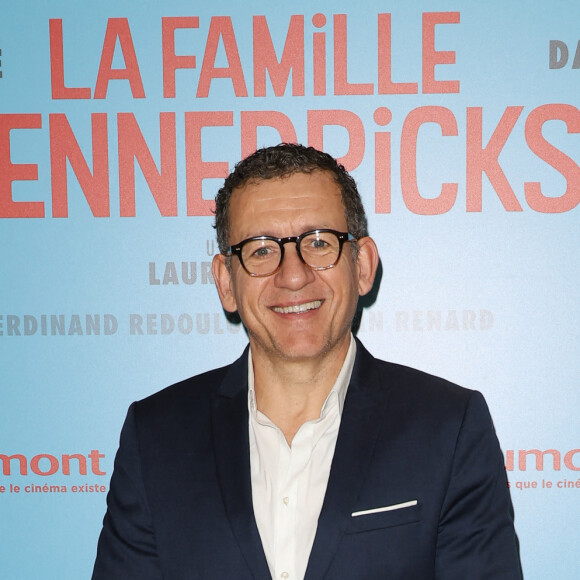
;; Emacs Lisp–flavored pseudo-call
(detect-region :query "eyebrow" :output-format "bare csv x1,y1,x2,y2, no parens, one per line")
240,226,336,239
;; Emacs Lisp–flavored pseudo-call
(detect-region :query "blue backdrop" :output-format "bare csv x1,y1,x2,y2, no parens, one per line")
1,1,579,577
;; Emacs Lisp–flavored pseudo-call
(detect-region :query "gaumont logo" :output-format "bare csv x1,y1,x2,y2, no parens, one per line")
0,450,107,495
505,447,580,492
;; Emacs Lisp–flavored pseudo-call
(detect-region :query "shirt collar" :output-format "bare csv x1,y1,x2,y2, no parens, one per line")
247,334,356,419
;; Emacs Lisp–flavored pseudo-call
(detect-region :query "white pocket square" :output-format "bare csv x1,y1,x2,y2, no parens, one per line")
351,499,418,517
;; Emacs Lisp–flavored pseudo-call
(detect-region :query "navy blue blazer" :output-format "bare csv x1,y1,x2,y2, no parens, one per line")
92,340,522,579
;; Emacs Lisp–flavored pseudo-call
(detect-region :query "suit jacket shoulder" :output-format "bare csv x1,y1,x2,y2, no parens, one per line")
92,347,267,580
307,340,522,580
350,339,479,434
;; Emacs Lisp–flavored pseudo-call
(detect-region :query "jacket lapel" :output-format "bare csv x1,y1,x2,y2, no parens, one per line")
305,341,391,580
211,349,271,580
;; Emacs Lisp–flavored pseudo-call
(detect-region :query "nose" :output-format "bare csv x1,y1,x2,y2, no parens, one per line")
274,241,315,289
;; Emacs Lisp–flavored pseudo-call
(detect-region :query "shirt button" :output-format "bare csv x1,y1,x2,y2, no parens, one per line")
282,496,290,505
281,573,289,579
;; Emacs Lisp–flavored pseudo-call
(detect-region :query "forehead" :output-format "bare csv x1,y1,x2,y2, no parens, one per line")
228,171,346,240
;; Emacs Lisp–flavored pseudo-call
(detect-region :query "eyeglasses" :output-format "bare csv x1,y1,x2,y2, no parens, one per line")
228,229,356,277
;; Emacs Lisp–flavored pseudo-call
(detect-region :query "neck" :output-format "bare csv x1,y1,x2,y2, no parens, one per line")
251,338,350,444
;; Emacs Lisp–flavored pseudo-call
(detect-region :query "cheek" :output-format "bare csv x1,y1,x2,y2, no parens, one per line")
328,268,358,298
233,279,266,314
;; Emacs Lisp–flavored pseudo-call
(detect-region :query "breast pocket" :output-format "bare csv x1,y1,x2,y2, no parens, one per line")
346,500,422,534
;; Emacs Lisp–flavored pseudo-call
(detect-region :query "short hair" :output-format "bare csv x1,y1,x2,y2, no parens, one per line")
214,143,368,254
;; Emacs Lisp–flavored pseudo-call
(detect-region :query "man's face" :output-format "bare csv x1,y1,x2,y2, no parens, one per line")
213,170,377,364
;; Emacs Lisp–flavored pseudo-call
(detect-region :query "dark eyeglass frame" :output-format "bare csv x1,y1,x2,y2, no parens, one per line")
228,229,356,277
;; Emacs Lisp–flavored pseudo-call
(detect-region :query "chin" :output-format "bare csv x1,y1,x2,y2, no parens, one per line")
271,335,337,361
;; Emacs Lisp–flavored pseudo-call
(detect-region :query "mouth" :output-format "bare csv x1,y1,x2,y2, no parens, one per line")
271,300,323,314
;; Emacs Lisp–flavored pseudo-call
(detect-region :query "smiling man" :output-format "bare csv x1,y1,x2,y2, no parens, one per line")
93,144,522,579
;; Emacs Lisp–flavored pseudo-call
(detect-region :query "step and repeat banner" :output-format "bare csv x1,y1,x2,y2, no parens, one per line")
1,1,579,577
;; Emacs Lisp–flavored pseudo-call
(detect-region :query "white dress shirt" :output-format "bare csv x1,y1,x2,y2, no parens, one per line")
248,336,356,580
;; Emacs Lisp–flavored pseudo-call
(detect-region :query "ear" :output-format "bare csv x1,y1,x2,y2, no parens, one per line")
212,254,238,313
355,236,379,297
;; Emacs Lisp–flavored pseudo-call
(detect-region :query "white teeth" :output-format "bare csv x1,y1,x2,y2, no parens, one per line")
273,300,322,314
